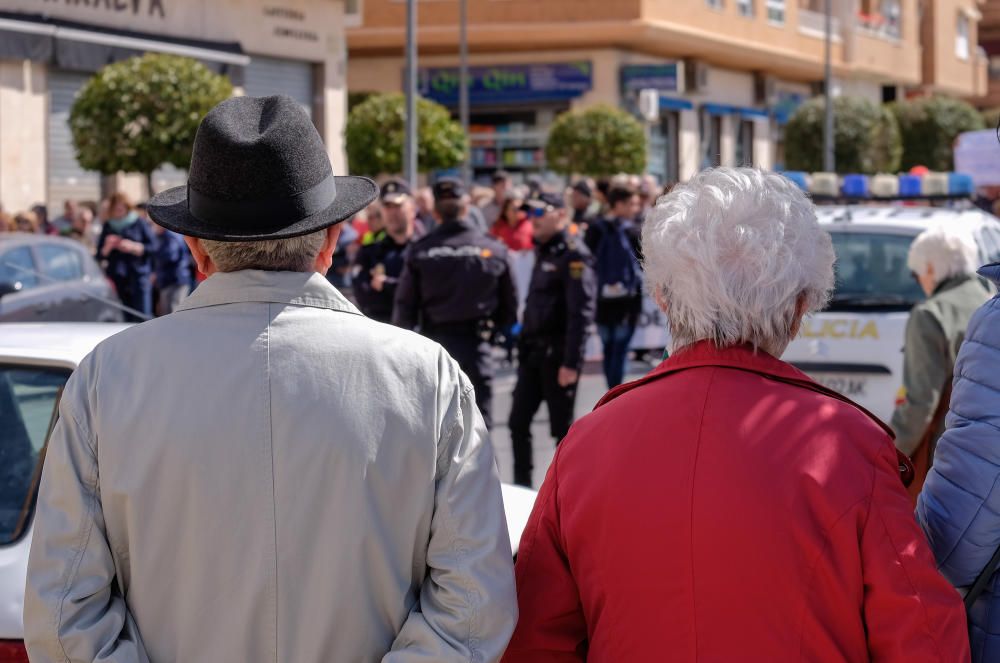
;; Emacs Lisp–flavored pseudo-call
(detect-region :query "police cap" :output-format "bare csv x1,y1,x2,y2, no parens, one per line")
433,177,466,201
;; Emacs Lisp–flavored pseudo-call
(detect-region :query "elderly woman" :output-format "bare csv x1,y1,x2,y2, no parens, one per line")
890,227,988,496
503,168,968,662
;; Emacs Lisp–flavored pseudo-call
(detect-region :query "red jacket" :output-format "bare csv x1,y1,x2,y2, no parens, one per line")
491,215,534,251
504,342,969,663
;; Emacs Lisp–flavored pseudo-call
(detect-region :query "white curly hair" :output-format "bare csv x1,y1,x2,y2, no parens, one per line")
906,226,979,284
642,168,835,356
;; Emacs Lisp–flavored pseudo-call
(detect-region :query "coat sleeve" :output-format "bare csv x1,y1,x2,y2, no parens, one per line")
392,250,421,330
23,370,149,663
860,437,970,663
384,357,517,663
494,252,519,332
890,307,948,456
502,450,588,663
918,298,1000,588
561,252,597,370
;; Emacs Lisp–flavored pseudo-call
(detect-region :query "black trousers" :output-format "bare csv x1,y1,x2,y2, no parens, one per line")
431,331,495,429
508,344,578,487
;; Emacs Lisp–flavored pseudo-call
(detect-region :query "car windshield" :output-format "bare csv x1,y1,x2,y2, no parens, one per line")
0,365,69,544
827,232,924,312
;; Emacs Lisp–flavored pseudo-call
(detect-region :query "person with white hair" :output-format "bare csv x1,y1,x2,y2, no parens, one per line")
503,168,968,662
891,226,989,495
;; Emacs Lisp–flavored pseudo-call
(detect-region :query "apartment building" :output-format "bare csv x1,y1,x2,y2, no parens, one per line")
978,0,1000,107
347,0,986,182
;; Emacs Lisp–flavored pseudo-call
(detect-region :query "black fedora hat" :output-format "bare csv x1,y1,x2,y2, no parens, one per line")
147,95,377,241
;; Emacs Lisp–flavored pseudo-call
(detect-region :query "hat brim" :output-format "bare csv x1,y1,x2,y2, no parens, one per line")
146,176,378,241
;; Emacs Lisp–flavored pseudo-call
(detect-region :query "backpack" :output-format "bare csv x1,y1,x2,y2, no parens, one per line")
594,218,641,299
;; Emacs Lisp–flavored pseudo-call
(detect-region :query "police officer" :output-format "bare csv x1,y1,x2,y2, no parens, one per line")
354,179,418,323
393,177,517,428
508,193,597,487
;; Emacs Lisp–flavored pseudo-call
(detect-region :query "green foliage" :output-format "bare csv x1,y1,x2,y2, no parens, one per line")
891,96,986,171
545,105,647,176
982,107,1000,132
345,93,467,176
70,54,232,179
348,91,375,112
785,96,902,174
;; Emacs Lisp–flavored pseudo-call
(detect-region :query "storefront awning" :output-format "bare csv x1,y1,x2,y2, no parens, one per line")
659,96,693,111
702,103,769,120
0,12,249,84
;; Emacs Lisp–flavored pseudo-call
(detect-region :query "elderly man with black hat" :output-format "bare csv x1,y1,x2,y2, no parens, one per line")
22,96,517,663
508,192,597,487
354,178,422,323
393,177,517,429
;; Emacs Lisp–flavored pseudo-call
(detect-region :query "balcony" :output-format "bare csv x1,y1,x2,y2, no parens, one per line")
798,9,842,41
854,11,902,42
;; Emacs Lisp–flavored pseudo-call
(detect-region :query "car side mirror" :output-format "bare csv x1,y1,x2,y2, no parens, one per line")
0,281,22,298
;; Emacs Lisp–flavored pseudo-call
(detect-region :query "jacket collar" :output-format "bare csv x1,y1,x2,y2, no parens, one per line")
175,270,362,315
595,340,894,438
537,230,567,254
979,263,1000,286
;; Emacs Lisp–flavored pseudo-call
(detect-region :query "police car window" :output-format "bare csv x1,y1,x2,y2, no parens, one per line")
38,244,83,282
0,246,39,290
0,366,69,545
827,232,924,311
974,225,1000,265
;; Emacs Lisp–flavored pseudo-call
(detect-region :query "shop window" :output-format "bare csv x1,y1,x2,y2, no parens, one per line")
736,120,755,167
957,13,970,60
700,113,722,169
467,109,558,184
767,0,786,24
648,112,681,185
990,55,1000,80
738,0,755,17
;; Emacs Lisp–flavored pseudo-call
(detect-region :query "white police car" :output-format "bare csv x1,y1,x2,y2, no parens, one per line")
782,172,1000,423
0,323,536,660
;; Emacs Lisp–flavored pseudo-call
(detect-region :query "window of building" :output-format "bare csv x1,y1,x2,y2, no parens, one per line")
881,0,902,38
990,55,1000,80
738,0,754,17
736,120,755,166
957,13,970,60
767,0,786,24
706,0,725,9
700,113,723,169
345,0,362,26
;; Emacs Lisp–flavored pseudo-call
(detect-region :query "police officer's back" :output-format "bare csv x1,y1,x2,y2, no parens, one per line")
354,179,417,323
393,177,517,428
509,193,597,487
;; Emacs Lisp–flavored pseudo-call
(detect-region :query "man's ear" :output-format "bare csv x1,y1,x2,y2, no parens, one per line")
184,236,216,277
314,224,343,274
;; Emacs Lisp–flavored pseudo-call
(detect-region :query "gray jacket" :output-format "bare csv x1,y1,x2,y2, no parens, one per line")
23,270,516,662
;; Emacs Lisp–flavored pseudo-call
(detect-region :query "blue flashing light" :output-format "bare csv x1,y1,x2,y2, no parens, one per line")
841,174,869,198
898,174,922,197
948,173,974,196
781,171,809,191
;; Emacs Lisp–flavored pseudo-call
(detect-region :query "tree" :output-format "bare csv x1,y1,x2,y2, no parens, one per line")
545,105,647,176
891,96,985,171
345,93,467,176
70,53,232,195
785,96,902,174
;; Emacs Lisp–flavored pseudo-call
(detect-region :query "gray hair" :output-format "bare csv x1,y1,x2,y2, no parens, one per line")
201,229,328,273
907,226,979,284
642,168,835,356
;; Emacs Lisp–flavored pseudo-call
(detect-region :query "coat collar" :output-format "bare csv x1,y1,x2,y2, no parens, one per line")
595,340,894,439
175,270,362,315
932,273,975,296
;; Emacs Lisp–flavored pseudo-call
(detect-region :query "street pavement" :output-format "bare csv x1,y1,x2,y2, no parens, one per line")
490,357,654,489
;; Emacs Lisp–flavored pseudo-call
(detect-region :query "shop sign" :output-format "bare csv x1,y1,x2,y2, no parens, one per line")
416,61,592,106
620,63,680,95
35,0,165,18
263,5,319,42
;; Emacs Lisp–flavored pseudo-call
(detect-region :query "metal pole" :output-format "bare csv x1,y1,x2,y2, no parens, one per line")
405,0,418,189
459,0,471,187
823,0,835,172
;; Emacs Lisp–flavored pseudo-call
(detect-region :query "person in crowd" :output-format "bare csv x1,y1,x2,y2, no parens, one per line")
890,227,988,497
415,186,436,231
569,180,597,228
918,265,1000,662
14,211,39,234
481,170,512,226
149,218,193,316
52,199,77,236
23,95,516,663
490,195,533,251
96,192,156,321
508,193,596,488
584,186,643,388
354,179,419,323
31,204,53,235
0,212,12,233
67,206,97,254
361,202,386,246
394,177,518,429
638,175,660,221
327,218,359,290
503,167,969,662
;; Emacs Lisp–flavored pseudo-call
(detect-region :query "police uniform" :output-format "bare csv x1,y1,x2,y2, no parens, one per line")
354,179,414,323
393,178,517,428
508,197,597,487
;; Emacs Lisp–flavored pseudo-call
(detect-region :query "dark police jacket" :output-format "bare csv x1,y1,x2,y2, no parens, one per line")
393,217,517,333
354,235,410,322
521,230,597,370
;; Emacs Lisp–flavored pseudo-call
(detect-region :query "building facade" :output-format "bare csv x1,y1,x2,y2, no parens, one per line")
0,0,357,214
977,0,1000,107
348,0,987,183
